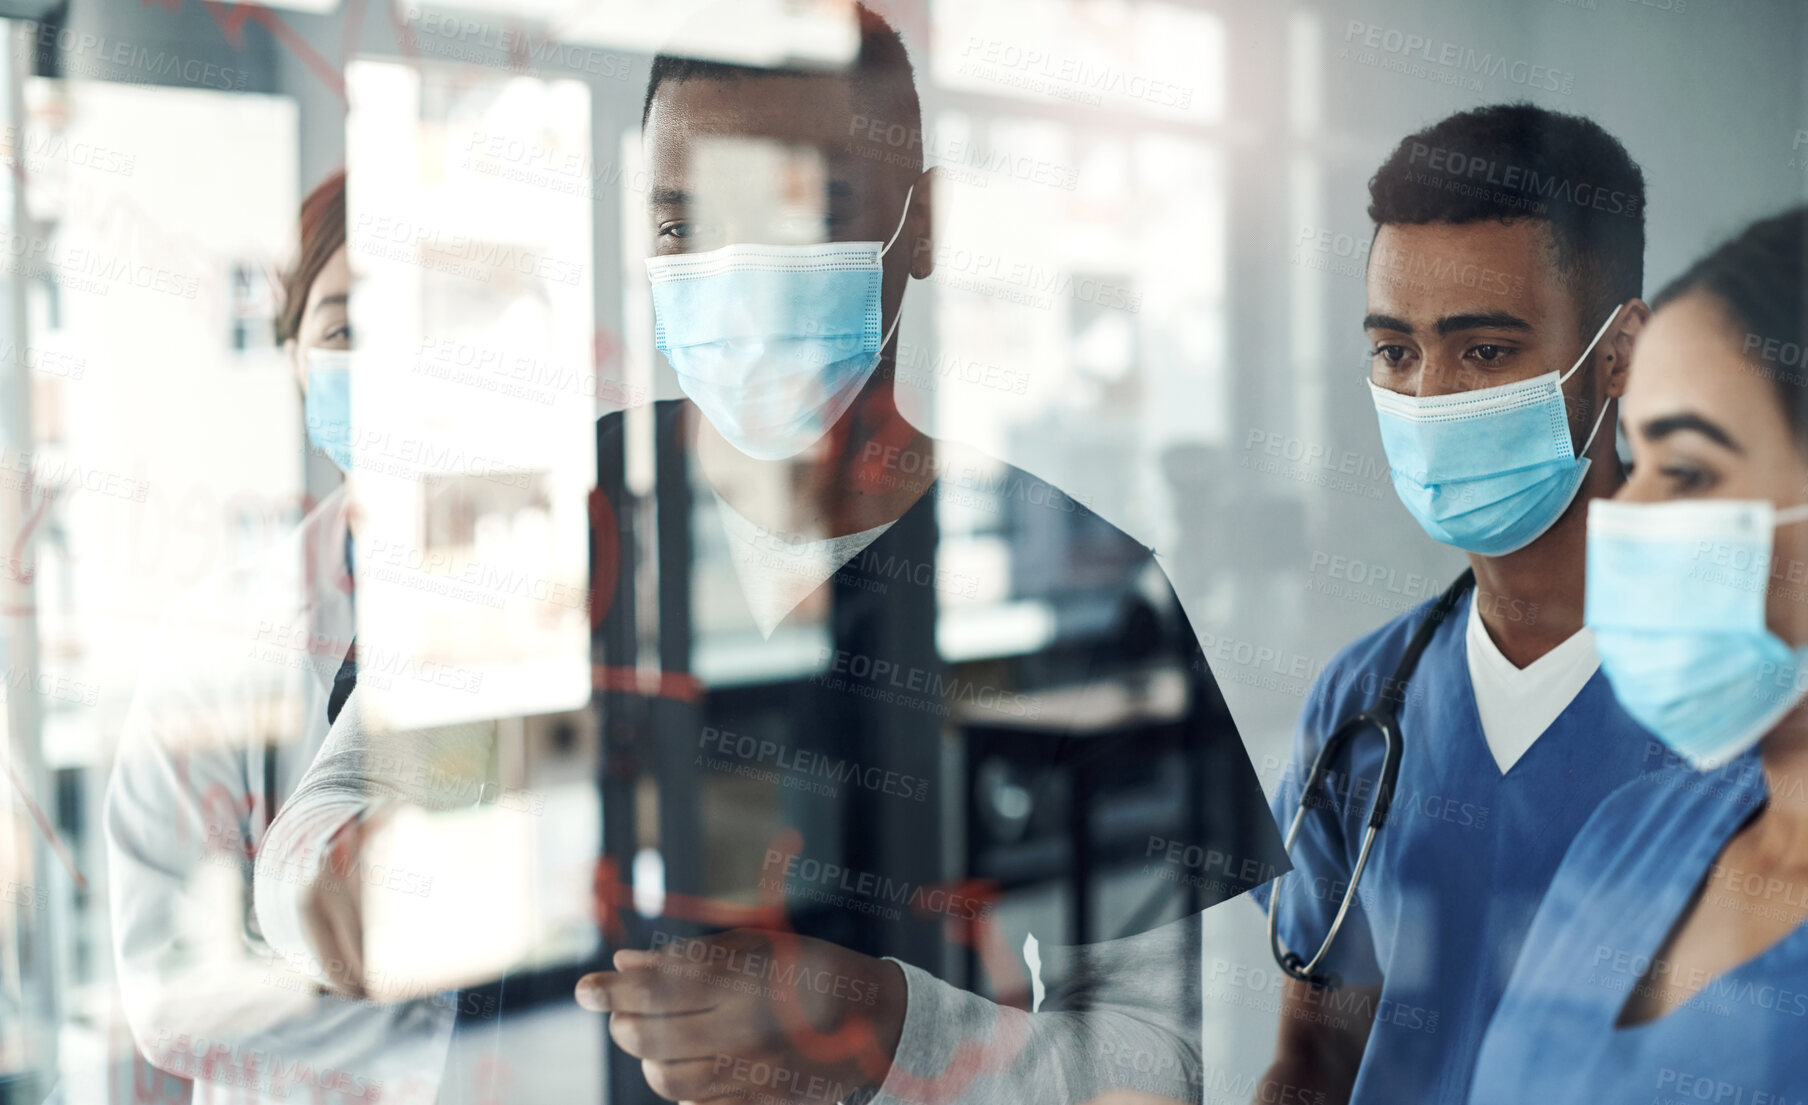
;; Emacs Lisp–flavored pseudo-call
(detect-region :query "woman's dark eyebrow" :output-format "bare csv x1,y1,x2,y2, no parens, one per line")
1640,412,1743,453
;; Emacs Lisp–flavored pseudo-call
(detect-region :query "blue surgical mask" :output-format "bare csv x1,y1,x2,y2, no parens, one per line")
304,348,354,472
1587,497,1808,770
1369,306,1622,556
645,185,914,461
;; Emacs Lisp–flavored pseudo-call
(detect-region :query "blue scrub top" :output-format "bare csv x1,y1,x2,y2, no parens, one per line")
1470,756,1808,1105
1251,587,1658,1104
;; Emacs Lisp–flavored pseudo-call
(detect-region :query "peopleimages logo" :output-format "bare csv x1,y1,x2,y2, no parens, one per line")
147,1030,383,1101
399,7,632,78
24,23,249,90
760,850,994,921
1656,1069,1796,1105
956,37,1195,110
1593,944,1808,1017
1405,142,1640,217
646,930,880,1007
1144,836,1284,884
1342,21,1575,94
815,646,1042,720
696,724,930,802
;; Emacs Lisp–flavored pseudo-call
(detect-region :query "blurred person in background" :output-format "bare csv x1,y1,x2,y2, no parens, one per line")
104,171,457,1105
251,3,1291,1104
1252,104,1657,1105
1469,206,1808,1102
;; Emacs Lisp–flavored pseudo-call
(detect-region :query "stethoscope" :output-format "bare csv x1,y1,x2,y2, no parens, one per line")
1267,567,1475,991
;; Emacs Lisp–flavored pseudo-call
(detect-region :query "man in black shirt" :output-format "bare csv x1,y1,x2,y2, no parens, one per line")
255,5,1286,1103
568,6,1287,1104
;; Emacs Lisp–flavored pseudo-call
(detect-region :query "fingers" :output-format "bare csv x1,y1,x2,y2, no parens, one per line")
641,1057,735,1102
305,911,365,998
577,966,718,1015
607,1007,767,1064
609,1010,717,1063
303,883,365,998
576,973,609,1012
334,903,364,992
577,932,873,1105
324,816,366,873
641,1055,846,1105
303,815,369,997
614,947,663,970
690,1055,858,1105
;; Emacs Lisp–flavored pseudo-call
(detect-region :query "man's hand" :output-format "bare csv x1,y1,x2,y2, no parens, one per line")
576,929,907,1104
1257,977,1378,1105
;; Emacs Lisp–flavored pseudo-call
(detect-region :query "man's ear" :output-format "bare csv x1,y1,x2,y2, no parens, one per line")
1603,298,1650,397
907,168,935,280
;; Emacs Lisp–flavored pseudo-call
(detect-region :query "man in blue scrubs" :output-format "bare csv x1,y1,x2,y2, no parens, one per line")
1252,104,1656,1103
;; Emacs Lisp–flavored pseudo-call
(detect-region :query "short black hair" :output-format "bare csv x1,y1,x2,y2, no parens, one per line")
641,2,922,174
1653,206,1808,443
1367,103,1646,333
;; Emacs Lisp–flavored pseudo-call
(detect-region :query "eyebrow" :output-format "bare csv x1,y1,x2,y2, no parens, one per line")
1360,311,1534,336
1640,413,1743,453
1434,312,1533,337
312,294,348,311
651,188,689,207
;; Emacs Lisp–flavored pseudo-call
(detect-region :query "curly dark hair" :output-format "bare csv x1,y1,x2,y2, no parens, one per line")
1652,206,1808,437
1367,103,1646,333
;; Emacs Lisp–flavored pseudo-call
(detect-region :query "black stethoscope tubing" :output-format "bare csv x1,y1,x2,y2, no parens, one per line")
1267,568,1476,991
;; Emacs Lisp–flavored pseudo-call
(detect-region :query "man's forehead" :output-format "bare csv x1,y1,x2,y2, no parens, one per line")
648,72,865,152
1365,219,1560,327
1371,219,1551,269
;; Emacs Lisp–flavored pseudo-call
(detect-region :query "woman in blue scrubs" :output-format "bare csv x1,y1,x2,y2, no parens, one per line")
1470,205,1808,1102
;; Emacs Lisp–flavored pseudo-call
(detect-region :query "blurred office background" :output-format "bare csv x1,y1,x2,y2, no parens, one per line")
0,0,1805,1100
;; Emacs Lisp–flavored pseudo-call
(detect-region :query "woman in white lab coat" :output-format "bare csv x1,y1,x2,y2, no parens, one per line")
103,172,457,1105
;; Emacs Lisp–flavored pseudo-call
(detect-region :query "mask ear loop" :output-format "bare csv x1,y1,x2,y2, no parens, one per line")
1560,304,1624,385
1564,303,1625,459
1575,393,1615,460
878,303,905,351
880,182,917,257
874,182,918,351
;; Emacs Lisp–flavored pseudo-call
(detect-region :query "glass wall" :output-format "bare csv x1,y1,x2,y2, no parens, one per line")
0,1,1803,1103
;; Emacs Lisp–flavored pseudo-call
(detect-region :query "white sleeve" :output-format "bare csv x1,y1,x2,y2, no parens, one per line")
105,644,319,1049
106,620,455,1098
252,688,497,967
872,913,1203,1105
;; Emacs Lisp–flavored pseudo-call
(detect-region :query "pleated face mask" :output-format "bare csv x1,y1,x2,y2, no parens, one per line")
1587,497,1808,770
646,185,914,461
1369,306,1622,556
304,348,355,472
